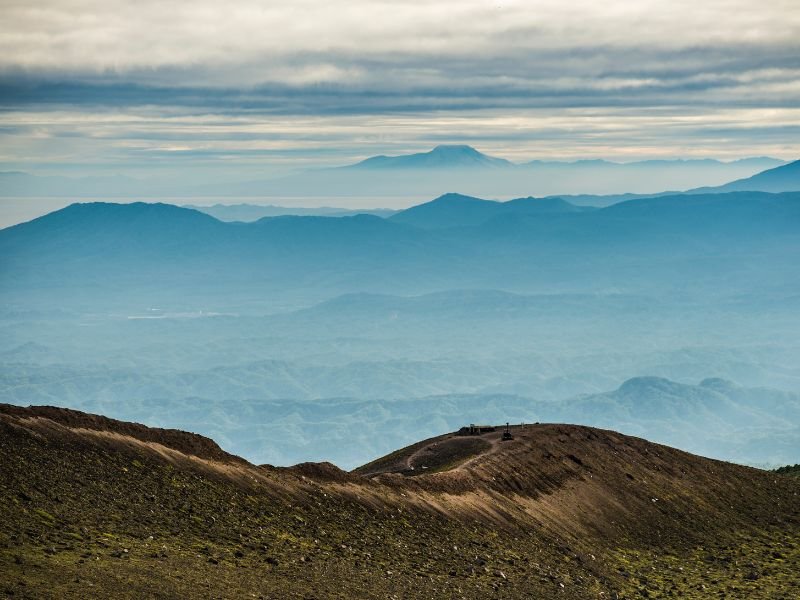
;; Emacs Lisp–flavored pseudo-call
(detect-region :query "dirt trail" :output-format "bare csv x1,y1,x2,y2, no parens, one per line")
456,432,505,470
401,427,520,473
403,442,432,470
4,404,800,600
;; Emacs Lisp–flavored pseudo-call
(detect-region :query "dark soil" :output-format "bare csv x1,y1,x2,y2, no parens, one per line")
1,404,799,599
355,433,491,477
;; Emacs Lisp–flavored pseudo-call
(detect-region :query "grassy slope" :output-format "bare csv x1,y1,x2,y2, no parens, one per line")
1,406,799,599
775,464,800,477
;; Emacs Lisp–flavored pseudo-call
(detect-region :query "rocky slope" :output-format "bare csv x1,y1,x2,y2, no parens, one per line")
1,404,798,599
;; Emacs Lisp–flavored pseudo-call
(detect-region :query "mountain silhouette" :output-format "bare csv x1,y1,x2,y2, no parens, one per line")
1,154,789,200
389,193,586,228
701,158,800,193
2,192,798,303
349,144,514,169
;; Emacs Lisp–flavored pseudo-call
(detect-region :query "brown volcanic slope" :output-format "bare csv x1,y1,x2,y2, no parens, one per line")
1,406,799,599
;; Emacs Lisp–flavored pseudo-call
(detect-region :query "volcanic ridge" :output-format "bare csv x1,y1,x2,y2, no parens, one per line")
1,404,798,599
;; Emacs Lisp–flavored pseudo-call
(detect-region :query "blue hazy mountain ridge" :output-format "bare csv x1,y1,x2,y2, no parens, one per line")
1,367,796,468
5,287,795,377
691,159,800,193
506,159,800,208
1,193,799,469
2,192,799,305
184,203,398,222
1,287,798,467
0,148,789,198
548,377,800,466
176,149,793,198
0,202,227,274
524,157,782,169
388,193,589,229
347,144,514,169
6,199,476,285
183,154,800,207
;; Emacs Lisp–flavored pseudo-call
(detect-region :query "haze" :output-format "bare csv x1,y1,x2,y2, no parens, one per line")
1,0,798,472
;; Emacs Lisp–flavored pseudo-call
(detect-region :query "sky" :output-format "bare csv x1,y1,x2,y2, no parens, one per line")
0,0,799,182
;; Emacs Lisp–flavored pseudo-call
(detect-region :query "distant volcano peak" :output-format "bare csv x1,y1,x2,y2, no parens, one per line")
349,145,513,169
429,144,482,154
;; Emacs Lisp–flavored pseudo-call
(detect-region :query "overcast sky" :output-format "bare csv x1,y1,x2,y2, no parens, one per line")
0,0,798,180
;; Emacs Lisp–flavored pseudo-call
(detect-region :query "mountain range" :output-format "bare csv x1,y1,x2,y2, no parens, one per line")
176,158,800,222
182,203,397,221
4,366,796,468
2,188,798,472
388,193,589,228
3,191,797,302
693,158,800,193
1,146,795,200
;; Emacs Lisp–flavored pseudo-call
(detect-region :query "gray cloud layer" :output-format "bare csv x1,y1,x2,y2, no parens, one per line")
0,0,798,176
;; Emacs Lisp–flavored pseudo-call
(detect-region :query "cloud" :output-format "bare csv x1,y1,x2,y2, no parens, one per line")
2,0,798,92
0,0,798,173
